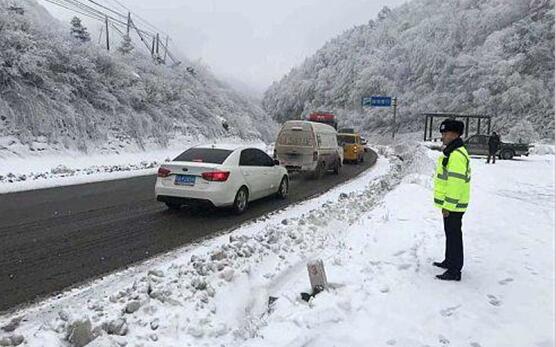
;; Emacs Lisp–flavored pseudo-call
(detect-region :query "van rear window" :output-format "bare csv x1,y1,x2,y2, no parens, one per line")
337,135,356,145
278,131,314,146
173,148,233,164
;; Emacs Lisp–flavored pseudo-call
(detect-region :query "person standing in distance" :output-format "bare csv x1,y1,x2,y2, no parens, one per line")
433,119,471,281
487,131,500,164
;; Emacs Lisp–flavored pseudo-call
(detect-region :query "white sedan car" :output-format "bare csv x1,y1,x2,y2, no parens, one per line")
155,144,289,214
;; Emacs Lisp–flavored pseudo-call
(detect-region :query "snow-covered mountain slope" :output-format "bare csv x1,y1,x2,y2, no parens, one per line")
0,0,277,157
1,144,553,346
263,0,554,139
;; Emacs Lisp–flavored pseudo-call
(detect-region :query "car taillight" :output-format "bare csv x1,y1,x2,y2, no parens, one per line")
353,147,358,152
313,151,318,161
202,171,230,182
157,167,171,178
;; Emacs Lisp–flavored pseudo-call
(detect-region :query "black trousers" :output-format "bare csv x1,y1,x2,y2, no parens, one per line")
443,212,464,272
487,150,496,163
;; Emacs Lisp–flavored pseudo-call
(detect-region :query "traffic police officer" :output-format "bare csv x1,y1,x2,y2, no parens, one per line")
433,119,471,281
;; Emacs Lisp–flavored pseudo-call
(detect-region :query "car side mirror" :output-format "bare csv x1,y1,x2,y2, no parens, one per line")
273,159,280,166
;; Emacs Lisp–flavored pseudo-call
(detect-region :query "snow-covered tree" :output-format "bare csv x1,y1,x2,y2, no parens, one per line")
70,16,90,42
0,1,277,153
118,34,133,55
377,6,391,21
507,119,539,144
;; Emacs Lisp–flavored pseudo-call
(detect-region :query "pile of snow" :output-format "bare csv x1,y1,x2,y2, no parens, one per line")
530,143,555,155
0,161,158,188
1,143,553,346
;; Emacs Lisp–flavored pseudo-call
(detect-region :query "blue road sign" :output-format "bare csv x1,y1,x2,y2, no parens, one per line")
362,96,392,108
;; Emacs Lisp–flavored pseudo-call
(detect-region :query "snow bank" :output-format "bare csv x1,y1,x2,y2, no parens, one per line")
530,143,555,155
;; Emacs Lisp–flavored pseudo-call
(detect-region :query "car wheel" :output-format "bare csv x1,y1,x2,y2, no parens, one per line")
501,150,514,160
232,186,249,214
277,176,289,199
165,202,181,210
313,161,325,179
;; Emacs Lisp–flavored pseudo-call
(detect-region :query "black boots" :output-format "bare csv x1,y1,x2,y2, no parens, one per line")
433,261,448,269
433,262,461,281
436,270,461,281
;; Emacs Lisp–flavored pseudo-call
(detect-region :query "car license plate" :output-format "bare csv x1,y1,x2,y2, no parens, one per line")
174,175,195,186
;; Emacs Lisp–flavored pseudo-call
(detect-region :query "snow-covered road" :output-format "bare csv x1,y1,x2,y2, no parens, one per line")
0,144,553,347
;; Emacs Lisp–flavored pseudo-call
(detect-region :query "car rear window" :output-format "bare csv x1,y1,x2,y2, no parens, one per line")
173,148,233,164
337,135,356,145
277,130,314,146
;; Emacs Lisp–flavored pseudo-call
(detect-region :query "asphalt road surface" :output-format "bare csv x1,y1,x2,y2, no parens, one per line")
0,150,377,312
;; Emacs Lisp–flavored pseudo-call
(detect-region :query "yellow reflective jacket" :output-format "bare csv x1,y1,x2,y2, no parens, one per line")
434,146,471,212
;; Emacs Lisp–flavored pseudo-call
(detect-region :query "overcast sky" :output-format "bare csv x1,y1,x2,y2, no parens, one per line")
38,0,406,94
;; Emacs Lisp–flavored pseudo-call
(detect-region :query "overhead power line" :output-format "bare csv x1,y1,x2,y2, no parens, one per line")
105,0,168,37
43,0,185,65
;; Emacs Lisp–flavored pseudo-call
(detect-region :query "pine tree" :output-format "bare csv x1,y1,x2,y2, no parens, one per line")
118,34,134,54
377,6,391,21
70,16,91,42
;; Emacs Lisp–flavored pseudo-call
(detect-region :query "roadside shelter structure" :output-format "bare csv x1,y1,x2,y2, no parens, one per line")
423,112,492,141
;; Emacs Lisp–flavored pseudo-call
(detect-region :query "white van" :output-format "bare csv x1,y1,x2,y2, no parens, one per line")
275,120,343,179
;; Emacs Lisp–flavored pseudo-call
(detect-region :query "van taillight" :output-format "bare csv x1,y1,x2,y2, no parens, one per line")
202,171,230,182
313,151,318,161
157,167,171,177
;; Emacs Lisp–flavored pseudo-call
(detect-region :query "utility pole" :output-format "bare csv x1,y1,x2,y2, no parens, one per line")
392,97,398,139
126,12,131,35
130,18,151,52
151,36,155,56
163,35,169,63
105,16,110,50
98,25,104,45
156,33,160,55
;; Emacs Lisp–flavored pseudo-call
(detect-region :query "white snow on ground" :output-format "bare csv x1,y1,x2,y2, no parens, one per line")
0,136,267,194
530,143,555,155
246,153,555,347
0,143,553,347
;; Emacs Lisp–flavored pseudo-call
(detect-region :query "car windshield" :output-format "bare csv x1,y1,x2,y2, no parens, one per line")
337,135,356,145
173,148,233,164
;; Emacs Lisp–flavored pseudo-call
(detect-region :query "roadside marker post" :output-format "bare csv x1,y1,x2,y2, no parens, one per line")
307,259,328,293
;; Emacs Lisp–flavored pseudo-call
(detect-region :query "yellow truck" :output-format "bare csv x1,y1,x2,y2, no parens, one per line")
337,133,365,163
